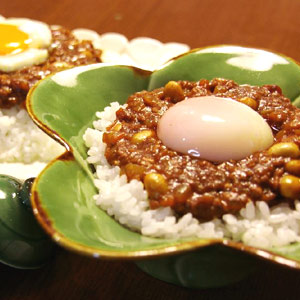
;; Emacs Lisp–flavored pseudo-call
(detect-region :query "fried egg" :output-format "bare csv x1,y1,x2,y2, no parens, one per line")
0,17,52,72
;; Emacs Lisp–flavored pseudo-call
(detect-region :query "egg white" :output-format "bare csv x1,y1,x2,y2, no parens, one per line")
0,17,52,72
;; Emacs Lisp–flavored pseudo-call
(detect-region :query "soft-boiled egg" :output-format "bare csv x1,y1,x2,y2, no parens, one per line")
0,17,52,72
157,96,274,162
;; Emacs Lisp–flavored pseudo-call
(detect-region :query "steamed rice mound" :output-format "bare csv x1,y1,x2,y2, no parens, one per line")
0,106,63,163
84,102,300,249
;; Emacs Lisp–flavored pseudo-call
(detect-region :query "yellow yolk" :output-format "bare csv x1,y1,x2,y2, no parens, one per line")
0,24,31,55
157,96,274,162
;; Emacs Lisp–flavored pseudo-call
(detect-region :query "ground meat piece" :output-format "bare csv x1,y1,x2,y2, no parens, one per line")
103,78,300,221
0,26,101,108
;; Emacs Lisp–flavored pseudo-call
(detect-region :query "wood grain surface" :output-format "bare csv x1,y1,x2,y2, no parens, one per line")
1,0,300,299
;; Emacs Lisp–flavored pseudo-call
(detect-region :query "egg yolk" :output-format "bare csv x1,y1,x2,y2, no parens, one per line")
0,24,31,55
157,96,274,162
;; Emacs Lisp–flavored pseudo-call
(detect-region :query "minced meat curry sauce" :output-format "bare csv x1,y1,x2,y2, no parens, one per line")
103,78,300,221
0,26,101,108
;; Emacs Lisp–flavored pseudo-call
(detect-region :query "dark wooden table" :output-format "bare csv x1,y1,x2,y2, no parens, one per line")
1,0,300,299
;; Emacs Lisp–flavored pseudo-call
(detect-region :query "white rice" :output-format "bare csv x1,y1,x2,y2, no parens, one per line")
0,106,64,164
84,102,300,249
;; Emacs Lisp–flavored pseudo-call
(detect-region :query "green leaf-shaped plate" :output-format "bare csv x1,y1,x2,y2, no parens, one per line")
27,46,300,288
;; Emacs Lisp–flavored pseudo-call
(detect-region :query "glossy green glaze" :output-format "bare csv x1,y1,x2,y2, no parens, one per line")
0,175,54,268
33,154,211,253
149,47,300,101
136,245,259,288
28,46,300,287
